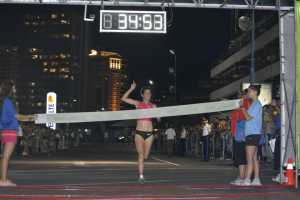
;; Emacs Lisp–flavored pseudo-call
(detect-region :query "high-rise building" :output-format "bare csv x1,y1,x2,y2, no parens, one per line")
18,9,82,114
86,50,127,112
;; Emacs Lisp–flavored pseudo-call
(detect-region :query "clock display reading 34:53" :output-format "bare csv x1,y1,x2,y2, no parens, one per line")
100,10,167,34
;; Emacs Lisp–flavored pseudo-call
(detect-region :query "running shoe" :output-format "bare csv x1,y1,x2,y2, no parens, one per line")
230,178,243,186
240,179,252,186
138,177,145,184
272,174,281,183
251,178,262,186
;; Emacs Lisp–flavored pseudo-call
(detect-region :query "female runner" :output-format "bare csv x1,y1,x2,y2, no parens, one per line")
0,80,35,186
121,81,159,184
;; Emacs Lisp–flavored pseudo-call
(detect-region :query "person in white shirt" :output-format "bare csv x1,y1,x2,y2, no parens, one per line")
104,131,109,143
165,125,176,157
202,119,211,161
180,126,187,156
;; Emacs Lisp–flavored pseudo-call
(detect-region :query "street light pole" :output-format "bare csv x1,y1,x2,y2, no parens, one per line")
250,8,256,83
169,49,177,103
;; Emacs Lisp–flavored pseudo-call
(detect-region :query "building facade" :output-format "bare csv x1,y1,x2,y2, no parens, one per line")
210,12,279,100
0,46,20,83
86,50,127,112
18,9,82,114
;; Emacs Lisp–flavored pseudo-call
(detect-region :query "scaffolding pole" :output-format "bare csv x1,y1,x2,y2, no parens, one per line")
295,0,300,188
279,10,297,188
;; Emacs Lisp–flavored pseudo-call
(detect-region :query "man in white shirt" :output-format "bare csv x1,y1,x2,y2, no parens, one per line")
180,126,187,156
165,125,176,157
202,119,211,161
104,131,109,143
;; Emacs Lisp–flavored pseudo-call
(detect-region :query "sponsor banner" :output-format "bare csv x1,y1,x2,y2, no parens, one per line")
46,92,57,130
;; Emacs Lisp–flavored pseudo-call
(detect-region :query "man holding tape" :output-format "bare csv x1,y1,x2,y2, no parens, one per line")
240,84,263,186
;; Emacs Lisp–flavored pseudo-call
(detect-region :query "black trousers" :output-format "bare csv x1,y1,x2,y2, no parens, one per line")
203,136,209,161
274,129,281,171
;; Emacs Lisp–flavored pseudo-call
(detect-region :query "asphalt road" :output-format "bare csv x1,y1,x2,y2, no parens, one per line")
0,143,299,200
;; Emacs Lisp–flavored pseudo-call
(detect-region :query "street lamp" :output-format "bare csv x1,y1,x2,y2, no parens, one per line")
149,80,154,85
250,8,256,83
169,49,177,102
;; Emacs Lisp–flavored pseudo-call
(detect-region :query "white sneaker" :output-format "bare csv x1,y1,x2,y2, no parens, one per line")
138,177,145,184
251,178,262,186
230,178,243,185
240,179,252,186
272,174,287,183
272,174,280,183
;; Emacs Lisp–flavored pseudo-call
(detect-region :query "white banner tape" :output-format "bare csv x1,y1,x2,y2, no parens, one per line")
35,99,240,124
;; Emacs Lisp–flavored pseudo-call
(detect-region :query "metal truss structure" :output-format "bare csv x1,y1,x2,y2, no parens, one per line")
0,0,294,10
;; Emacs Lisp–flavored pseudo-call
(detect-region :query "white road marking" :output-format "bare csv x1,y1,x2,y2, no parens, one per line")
151,157,181,167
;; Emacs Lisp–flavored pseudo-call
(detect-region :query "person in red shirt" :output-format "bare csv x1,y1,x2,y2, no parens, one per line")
230,89,251,185
231,90,251,137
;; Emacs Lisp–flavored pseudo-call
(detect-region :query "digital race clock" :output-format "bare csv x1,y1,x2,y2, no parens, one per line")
100,10,167,34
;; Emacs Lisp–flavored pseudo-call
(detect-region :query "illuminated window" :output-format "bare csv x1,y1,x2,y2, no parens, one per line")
60,54,66,59
50,68,56,73
51,14,57,19
109,58,122,70
32,55,38,60
29,48,38,53
63,34,70,38
61,20,68,24
60,68,70,73
43,68,48,72
43,62,48,66
32,22,39,26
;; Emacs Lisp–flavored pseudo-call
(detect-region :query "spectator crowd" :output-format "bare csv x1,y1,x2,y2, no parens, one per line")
1,125,90,157
150,98,281,172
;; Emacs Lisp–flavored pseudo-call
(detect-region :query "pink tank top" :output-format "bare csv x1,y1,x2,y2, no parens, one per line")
136,102,154,122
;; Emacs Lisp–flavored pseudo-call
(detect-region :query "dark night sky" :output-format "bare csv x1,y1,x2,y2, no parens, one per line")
92,8,231,94
0,5,232,98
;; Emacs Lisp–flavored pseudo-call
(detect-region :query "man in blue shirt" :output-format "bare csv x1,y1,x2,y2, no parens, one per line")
241,84,263,186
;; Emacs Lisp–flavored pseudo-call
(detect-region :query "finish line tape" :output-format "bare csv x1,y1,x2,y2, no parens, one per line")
35,99,240,124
